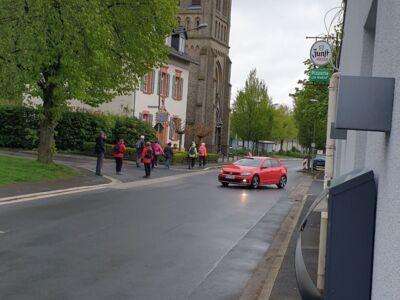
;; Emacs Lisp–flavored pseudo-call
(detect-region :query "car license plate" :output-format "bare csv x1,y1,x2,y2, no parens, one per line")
225,175,235,179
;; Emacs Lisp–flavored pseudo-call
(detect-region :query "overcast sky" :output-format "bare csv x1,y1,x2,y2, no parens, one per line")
230,0,342,107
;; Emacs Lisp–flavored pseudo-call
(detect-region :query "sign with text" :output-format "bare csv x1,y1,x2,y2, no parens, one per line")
310,41,332,67
156,111,169,123
309,68,331,83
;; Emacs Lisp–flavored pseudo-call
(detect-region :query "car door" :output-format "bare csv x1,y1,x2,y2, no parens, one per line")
260,159,274,184
270,159,282,183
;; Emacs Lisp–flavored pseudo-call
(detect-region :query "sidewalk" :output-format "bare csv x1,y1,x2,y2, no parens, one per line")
0,149,226,198
269,179,323,300
239,173,323,300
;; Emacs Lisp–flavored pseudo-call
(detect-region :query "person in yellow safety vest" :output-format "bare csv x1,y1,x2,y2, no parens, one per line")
188,142,198,169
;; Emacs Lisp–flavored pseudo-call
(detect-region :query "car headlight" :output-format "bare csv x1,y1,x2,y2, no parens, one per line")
240,172,251,176
219,169,224,174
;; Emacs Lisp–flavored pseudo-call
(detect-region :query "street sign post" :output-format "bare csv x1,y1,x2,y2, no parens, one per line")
309,68,331,83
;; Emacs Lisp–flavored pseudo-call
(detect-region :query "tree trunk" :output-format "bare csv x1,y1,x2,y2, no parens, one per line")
38,86,57,164
178,133,183,151
280,139,284,152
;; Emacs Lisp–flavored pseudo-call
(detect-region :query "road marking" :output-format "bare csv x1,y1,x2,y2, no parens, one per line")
0,230,7,234
0,169,217,205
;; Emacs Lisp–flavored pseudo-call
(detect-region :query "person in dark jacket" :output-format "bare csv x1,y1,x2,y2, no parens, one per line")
135,135,145,168
94,131,106,176
141,142,153,178
163,142,173,169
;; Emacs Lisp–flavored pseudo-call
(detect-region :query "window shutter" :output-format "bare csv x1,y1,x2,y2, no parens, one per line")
172,75,176,99
157,71,161,95
151,70,155,94
169,119,174,140
166,74,171,97
149,114,154,126
179,78,184,100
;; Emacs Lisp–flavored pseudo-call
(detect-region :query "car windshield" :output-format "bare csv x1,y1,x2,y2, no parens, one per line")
315,155,325,159
234,158,262,167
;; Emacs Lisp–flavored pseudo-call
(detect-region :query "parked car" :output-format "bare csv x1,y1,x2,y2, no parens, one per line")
218,156,287,189
313,154,326,169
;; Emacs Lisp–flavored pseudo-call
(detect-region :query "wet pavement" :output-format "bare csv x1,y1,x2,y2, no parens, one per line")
0,161,309,300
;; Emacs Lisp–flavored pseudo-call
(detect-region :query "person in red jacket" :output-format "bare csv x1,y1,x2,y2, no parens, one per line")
141,142,153,178
198,142,207,167
112,139,127,175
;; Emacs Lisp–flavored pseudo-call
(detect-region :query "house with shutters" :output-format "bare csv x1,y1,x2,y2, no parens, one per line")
69,31,193,149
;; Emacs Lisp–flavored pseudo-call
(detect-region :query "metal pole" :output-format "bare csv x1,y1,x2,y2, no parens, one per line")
132,90,136,118
317,72,339,290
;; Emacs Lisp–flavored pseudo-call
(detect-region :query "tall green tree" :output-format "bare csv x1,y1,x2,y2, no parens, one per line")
0,0,177,163
231,69,274,150
271,105,297,150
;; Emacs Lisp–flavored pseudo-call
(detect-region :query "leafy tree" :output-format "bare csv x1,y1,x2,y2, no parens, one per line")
231,69,274,151
0,0,177,163
271,105,297,150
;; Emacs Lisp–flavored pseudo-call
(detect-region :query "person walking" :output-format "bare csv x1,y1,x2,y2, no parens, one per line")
94,131,106,176
141,142,153,178
163,142,173,169
188,142,197,169
198,142,207,167
112,138,126,175
135,135,145,168
152,140,164,168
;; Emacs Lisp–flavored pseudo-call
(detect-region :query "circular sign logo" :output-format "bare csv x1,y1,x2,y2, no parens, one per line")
310,41,332,66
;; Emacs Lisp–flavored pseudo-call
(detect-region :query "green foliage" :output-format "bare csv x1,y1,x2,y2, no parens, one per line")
0,0,178,162
0,155,78,185
271,105,298,145
82,142,137,160
291,61,329,149
0,105,40,149
0,105,156,150
231,69,275,145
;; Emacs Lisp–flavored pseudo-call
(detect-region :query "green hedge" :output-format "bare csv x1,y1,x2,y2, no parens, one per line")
0,105,156,151
0,105,40,149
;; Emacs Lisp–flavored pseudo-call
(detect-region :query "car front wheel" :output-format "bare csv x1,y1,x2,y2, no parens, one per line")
277,176,287,189
221,182,229,187
251,175,260,189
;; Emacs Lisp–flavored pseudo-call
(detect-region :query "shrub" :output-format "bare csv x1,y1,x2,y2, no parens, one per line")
0,105,156,151
82,142,137,160
0,105,40,149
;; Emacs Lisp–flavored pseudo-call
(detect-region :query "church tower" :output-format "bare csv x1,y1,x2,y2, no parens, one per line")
178,0,232,154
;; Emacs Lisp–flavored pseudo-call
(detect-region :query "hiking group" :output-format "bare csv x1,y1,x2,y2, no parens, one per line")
95,132,208,178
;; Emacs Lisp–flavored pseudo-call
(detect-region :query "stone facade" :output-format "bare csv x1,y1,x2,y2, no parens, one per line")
178,0,232,154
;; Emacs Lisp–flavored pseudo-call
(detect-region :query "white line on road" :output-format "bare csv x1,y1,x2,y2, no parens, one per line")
0,169,217,206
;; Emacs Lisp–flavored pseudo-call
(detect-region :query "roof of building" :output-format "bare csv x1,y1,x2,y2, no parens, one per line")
168,47,198,65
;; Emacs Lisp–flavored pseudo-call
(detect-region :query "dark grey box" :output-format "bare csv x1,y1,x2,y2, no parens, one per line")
325,169,377,300
330,122,347,140
335,76,395,132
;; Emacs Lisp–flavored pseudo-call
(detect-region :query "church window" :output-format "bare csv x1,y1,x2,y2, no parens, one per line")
216,0,221,11
186,17,191,30
191,0,201,6
223,0,228,16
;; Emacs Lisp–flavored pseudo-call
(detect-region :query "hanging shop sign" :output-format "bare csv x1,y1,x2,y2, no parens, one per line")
310,41,332,67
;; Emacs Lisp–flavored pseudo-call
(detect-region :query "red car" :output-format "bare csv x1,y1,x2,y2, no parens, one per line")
218,156,288,189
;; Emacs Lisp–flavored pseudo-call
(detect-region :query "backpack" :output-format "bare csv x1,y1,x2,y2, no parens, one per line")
189,147,196,155
198,148,203,156
136,139,144,149
113,143,120,154
145,148,153,159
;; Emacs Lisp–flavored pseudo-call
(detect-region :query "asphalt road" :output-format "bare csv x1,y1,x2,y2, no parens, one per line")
0,160,306,300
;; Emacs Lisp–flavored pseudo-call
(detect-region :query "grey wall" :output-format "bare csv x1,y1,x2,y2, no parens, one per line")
335,0,400,298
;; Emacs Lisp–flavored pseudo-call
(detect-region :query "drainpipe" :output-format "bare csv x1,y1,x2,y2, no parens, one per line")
132,90,136,118
317,72,339,290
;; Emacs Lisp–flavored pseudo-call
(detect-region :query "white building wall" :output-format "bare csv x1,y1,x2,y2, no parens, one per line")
70,62,189,149
335,1,400,298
